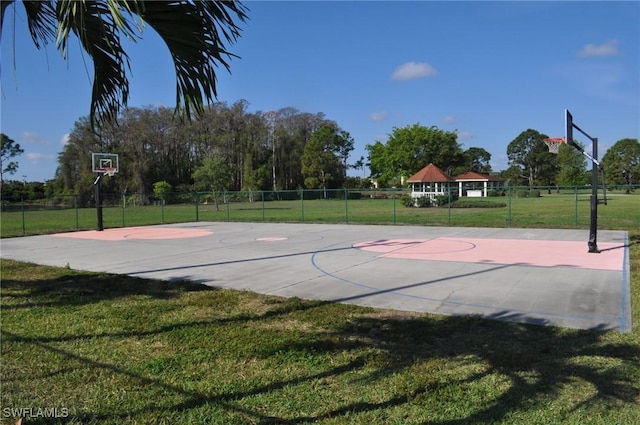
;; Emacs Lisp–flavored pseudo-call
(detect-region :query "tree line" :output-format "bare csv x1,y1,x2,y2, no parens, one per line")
51,100,361,205
2,101,638,206
51,101,507,204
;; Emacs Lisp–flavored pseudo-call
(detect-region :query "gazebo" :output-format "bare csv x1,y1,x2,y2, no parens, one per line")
406,163,454,204
407,164,506,203
453,171,505,197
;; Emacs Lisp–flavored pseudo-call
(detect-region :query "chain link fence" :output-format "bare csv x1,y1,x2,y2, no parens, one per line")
2,185,638,237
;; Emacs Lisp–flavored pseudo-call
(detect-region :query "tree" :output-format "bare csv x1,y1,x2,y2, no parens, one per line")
555,142,587,187
301,125,344,197
266,108,332,191
499,165,526,186
1,0,248,126
601,138,639,190
334,130,355,179
462,147,492,174
366,124,463,187
1,133,24,186
352,155,366,178
193,156,231,211
56,116,111,206
506,129,557,187
153,181,172,204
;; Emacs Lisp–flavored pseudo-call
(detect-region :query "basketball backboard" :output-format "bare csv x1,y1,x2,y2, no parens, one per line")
565,109,574,148
92,153,119,174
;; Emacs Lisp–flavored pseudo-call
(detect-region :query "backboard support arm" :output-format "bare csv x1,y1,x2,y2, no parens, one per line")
565,109,606,253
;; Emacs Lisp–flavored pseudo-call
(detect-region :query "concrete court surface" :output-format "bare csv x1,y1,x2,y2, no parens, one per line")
0,222,631,332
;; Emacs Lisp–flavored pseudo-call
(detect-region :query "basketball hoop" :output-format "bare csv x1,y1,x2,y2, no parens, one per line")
543,137,566,155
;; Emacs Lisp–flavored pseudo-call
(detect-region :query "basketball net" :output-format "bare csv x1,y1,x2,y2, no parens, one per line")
543,137,566,154
103,167,117,177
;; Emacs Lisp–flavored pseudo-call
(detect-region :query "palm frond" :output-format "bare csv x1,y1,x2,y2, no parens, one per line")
55,0,130,125
5,0,247,127
132,0,248,118
10,1,57,48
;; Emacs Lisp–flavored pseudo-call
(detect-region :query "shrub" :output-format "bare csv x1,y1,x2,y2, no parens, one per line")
153,181,173,203
435,193,459,207
450,200,506,208
415,196,431,208
401,195,415,207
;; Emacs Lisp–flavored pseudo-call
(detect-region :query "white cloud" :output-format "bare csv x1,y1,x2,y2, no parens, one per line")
577,39,620,58
368,111,388,122
560,62,637,106
19,131,50,146
391,62,437,81
25,152,56,165
60,133,70,146
442,115,458,125
455,130,473,142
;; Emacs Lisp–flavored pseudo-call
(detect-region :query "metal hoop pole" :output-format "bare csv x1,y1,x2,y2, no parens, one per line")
94,173,104,231
588,138,599,253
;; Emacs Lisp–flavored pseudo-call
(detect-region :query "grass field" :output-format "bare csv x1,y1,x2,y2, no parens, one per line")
1,193,639,424
2,191,638,237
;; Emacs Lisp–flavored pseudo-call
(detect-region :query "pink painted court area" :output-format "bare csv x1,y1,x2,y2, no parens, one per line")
1,222,631,332
354,238,622,271
52,226,213,241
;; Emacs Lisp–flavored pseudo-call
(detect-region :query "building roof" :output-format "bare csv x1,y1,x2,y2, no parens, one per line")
407,163,454,183
453,171,505,182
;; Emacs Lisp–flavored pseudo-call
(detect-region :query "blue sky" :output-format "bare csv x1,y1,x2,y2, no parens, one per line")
2,1,639,182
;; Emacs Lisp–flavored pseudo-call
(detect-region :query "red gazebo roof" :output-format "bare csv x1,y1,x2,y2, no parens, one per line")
453,171,505,182
407,163,454,183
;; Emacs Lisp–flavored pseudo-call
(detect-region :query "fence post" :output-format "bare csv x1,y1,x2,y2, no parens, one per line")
21,197,26,236
447,187,452,227
301,189,305,222
225,191,230,221
74,195,79,230
507,187,512,226
195,192,200,222
392,187,397,224
344,188,349,224
574,186,579,227
262,190,265,222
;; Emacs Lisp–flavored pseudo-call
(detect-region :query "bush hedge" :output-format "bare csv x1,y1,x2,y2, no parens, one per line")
450,200,506,208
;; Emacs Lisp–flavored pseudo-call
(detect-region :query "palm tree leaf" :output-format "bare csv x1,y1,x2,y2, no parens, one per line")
5,0,247,127
55,0,130,125
3,1,57,49
131,0,248,118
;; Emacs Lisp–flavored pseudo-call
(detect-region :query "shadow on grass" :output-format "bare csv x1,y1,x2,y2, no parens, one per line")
0,267,214,310
2,268,639,424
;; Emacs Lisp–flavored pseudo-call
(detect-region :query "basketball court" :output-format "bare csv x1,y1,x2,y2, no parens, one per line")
1,222,631,332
